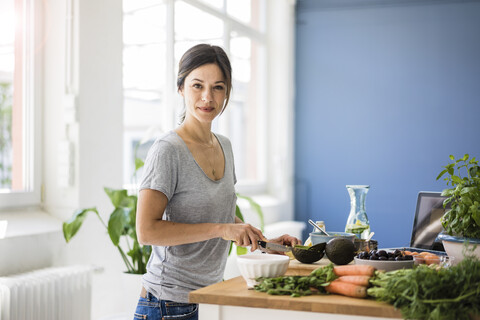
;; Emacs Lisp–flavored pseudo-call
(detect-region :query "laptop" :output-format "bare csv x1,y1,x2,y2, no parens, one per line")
386,191,449,254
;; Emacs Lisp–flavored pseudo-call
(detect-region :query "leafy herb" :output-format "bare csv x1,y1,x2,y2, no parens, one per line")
253,263,337,297
436,154,480,239
368,254,480,320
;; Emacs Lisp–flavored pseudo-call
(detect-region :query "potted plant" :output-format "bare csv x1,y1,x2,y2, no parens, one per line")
63,187,149,274
63,189,264,274
436,154,480,263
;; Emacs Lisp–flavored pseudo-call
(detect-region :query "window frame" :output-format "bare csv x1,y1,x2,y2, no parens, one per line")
122,0,269,195
0,0,42,209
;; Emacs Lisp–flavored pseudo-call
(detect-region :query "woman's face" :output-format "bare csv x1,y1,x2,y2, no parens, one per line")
180,63,227,124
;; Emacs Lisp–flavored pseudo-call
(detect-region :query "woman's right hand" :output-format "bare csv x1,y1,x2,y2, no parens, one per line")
222,223,265,252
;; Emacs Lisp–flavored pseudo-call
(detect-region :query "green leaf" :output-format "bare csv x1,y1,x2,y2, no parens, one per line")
452,176,463,185
235,204,244,222
108,208,130,246
236,246,248,255
469,166,478,178
436,169,448,181
135,158,145,171
446,164,455,176
471,205,480,227
460,187,476,195
441,189,454,197
237,194,265,231
449,155,455,161
104,188,129,208
63,208,99,242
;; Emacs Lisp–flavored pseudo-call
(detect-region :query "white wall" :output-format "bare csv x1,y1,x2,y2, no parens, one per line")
42,0,130,318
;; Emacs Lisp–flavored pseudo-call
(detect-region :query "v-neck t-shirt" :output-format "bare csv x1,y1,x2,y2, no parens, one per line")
139,130,237,303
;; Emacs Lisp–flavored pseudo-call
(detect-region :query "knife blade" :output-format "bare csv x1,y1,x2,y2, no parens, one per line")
257,240,292,252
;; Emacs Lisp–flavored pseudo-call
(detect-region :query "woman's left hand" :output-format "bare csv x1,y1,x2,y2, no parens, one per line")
267,234,302,254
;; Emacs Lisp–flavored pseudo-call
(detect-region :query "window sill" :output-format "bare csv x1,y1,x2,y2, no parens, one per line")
0,207,62,239
0,208,64,276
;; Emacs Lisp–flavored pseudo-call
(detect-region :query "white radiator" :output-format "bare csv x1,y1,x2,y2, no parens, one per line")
0,265,93,320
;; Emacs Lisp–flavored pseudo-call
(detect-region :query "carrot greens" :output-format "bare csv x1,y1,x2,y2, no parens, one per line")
368,254,480,320
254,263,337,297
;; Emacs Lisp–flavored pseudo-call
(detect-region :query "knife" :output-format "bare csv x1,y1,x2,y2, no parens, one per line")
257,240,292,252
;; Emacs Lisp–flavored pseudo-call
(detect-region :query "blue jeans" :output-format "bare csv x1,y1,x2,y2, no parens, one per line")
133,291,198,320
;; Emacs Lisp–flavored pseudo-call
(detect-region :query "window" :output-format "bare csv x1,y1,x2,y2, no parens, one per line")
122,0,267,193
0,0,41,208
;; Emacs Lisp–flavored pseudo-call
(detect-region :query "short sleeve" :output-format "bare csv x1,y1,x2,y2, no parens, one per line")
139,139,178,200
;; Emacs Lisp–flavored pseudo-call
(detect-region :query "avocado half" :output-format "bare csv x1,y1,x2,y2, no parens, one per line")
292,242,326,264
325,237,355,265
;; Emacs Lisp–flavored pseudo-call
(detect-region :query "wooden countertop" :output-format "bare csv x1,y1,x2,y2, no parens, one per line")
189,258,403,318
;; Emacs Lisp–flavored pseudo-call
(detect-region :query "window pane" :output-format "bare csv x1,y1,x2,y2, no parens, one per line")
123,3,166,45
227,0,264,31
123,0,165,13
0,83,13,190
0,0,25,192
175,2,223,43
0,1,15,191
226,35,264,183
122,0,267,189
123,1,167,186
227,0,251,24
199,0,223,10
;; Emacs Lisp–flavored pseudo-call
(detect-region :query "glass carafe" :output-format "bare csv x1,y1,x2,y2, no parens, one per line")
345,185,370,239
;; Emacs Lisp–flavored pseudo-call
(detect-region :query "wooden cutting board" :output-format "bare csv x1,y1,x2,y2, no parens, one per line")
285,257,332,275
189,275,402,318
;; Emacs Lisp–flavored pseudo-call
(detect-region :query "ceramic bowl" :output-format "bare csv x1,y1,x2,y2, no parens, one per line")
237,254,290,287
310,231,356,245
354,257,414,272
437,233,480,265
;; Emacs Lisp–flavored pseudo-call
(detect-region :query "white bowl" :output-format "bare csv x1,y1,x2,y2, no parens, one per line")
237,254,290,287
437,234,480,265
354,257,414,272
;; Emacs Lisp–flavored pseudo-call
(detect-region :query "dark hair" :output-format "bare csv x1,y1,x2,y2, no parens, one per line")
177,44,232,123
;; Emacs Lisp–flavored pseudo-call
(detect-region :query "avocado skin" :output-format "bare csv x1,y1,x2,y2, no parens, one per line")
292,243,326,264
325,238,355,265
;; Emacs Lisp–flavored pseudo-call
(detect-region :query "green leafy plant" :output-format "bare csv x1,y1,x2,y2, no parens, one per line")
368,254,480,320
436,154,480,239
63,189,264,273
63,138,264,273
63,187,148,274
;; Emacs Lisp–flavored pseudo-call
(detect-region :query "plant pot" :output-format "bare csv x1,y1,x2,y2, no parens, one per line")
437,233,480,265
120,272,144,317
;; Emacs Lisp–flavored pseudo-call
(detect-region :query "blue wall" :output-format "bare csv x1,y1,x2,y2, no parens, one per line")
294,0,480,247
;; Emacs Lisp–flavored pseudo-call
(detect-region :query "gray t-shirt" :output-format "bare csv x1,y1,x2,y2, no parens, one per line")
139,130,237,303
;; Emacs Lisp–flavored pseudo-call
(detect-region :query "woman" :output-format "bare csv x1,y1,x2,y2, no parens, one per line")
134,44,300,320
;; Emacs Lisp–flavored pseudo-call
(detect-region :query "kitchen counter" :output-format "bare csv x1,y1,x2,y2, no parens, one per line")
189,258,403,320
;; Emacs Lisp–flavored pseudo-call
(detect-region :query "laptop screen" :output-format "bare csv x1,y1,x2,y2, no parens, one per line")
410,192,449,251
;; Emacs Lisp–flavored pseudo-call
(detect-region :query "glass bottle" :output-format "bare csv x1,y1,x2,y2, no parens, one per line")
345,185,371,239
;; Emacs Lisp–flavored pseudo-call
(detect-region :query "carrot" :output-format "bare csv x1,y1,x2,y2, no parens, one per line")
418,251,431,256
337,275,371,287
325,279,367,298
333,265,375,277
424,254,440,265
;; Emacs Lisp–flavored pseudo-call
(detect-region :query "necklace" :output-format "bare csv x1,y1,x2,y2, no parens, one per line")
201,133,217,177
179,127,217,178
